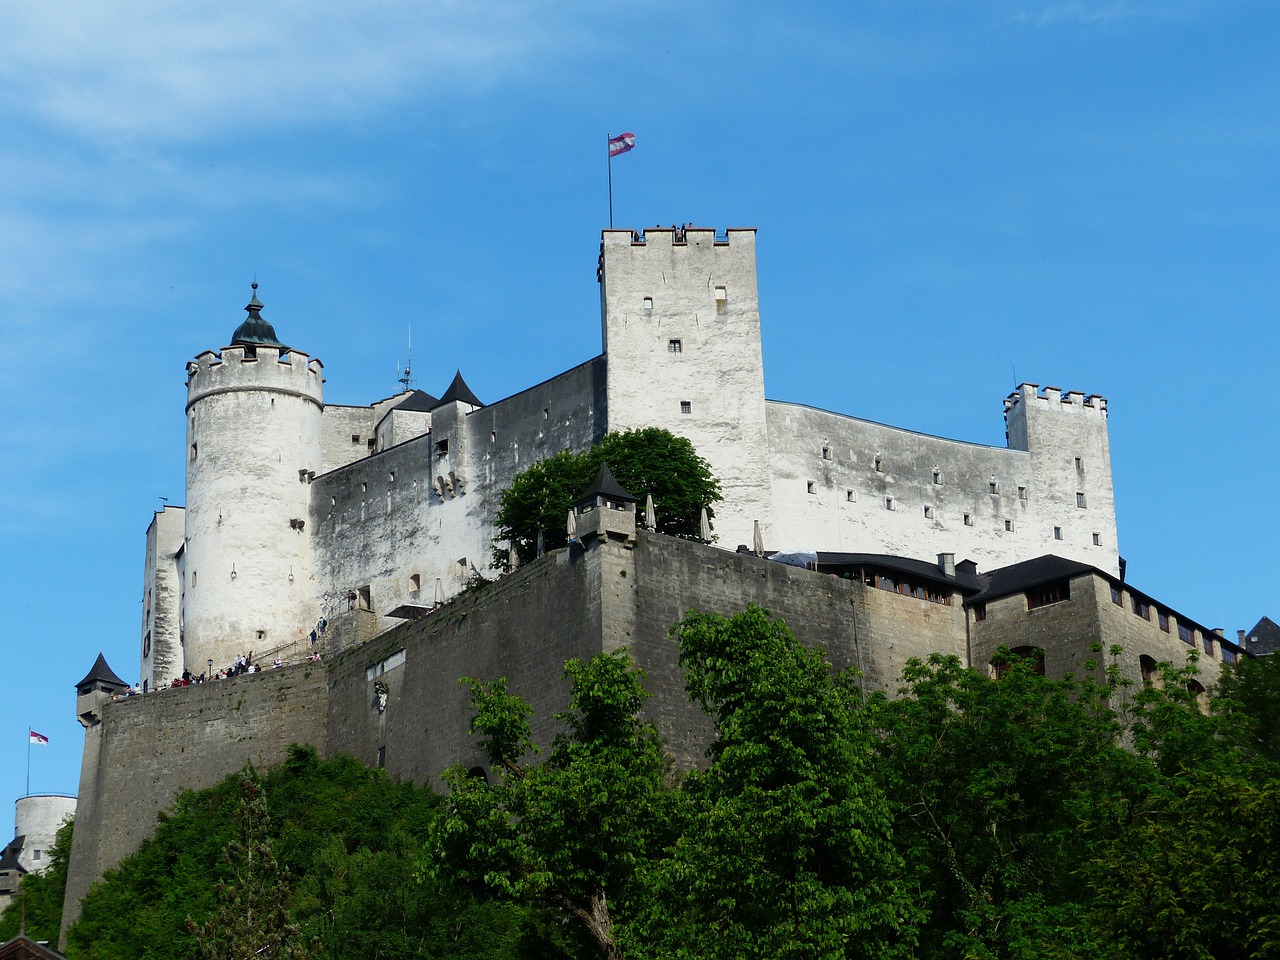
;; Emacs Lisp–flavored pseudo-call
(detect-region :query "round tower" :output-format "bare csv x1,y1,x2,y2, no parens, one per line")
182,285,324,673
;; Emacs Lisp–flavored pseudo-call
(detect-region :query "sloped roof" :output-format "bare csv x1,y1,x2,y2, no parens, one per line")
0,934,70,959
810,552,983,593
74,653,128,693
432,371,483,409
394,389,440,412
576,464,636,505
1245,616,1280,655
0,837,25,873
967,554,1098,605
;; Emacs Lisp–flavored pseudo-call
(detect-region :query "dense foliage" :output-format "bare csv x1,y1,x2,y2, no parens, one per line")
493,428,721,565
65,747,541,960
0,818,72,943
50,611,1280,959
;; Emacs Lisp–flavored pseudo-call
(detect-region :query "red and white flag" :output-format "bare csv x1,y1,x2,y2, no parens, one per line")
29,730,49,745
608,132,636,158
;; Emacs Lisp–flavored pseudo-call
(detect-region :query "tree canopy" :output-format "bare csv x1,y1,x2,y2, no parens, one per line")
493,428,721,566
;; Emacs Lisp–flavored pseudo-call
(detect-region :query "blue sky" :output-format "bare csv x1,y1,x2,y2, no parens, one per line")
1,0,1275,802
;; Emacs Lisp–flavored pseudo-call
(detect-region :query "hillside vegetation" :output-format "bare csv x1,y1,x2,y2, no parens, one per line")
22,608,1280,959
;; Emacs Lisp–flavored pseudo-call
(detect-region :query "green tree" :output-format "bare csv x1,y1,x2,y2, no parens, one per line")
67,747,536,960
1081,658,1280,959
493,428,721,566
426,653,676,959
0,818,73,943
189,774,319,960
867,650,1142,960
1216,652,1280,766
629,606,918,960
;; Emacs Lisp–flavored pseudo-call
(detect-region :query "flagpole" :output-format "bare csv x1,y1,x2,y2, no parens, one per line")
26,733,31,798
607,134,614,229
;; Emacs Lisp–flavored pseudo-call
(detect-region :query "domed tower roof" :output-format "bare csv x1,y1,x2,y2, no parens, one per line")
230,282,288,350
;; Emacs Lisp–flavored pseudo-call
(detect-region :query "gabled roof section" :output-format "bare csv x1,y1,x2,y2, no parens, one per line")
432,371,483,409
394,389,440,413
968,555,1098,606
1245,616,1280,655
0,933,70,959
74,653,128,693
576,464,637,506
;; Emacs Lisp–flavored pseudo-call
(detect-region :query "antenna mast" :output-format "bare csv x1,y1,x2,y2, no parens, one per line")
397,324,414,391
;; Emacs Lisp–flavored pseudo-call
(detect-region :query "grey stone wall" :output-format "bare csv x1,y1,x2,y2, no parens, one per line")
62,667,328,933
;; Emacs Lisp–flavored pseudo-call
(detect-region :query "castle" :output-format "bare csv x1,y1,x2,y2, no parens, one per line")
62,226,1246,937
140,226,1120,689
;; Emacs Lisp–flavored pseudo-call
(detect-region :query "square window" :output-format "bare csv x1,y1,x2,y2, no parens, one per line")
923,506,934,519
807,481,817,494
973,603,987,622
1018,486,1027,500
435,438,449,456
1005,519,1014,532
885,496,895,511
963,513,973,526
643,297,653,310
680,401,692,415
1076,492,1087,508
1053,526,1062,540
351,434,360,444
989,480,999,494
668,339,682,353
846,489,855,502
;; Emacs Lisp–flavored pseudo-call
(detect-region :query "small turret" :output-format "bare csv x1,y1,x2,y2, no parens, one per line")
229,282,288,350
75,653,128,728
573,464,637,546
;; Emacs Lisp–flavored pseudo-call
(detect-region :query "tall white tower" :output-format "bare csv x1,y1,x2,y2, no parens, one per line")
182,285,324,672
599,227,771,546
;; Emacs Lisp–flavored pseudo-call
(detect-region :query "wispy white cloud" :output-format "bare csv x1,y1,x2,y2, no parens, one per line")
0,1,583,146
1009,0,1197,28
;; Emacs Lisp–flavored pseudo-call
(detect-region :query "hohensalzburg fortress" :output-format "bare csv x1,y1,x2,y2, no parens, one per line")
140,226,1119,688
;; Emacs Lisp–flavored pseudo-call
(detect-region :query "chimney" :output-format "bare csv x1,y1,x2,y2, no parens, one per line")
1239,630,1247,643
938,553,956,577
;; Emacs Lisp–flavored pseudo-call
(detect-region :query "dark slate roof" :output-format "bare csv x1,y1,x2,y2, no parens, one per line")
811,552,983,593
576,464,637,505
74,653,128,693
229,283,288,350
966,554,1097,606
0,933,71,959
1244,616,1280,655
394,389,440,413
0,837,25,873
432,371,483,409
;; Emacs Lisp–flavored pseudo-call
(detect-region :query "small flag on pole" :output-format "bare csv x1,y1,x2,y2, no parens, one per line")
608,132,636,158
29,730,49,745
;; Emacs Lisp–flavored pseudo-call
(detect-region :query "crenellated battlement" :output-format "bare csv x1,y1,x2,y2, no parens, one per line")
1003,383,1107,419
186,344,324,409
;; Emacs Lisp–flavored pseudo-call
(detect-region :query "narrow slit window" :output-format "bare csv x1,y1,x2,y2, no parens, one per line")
1005,519,1014,531
821,445,832,460
846,489,855,502
932,469,942,485
885,497,895,511
923,505,934,519
807,481,817,494
1053,526,1063,540
963,513,973,526
714,286,727,313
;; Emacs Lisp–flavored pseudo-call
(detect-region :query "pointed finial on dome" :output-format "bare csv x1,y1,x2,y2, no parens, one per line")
231,280,287,349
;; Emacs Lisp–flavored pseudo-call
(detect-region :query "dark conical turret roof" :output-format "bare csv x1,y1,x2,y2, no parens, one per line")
230,282,288,350
576,464,637,506
432,371,483,409
75,653,128,693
